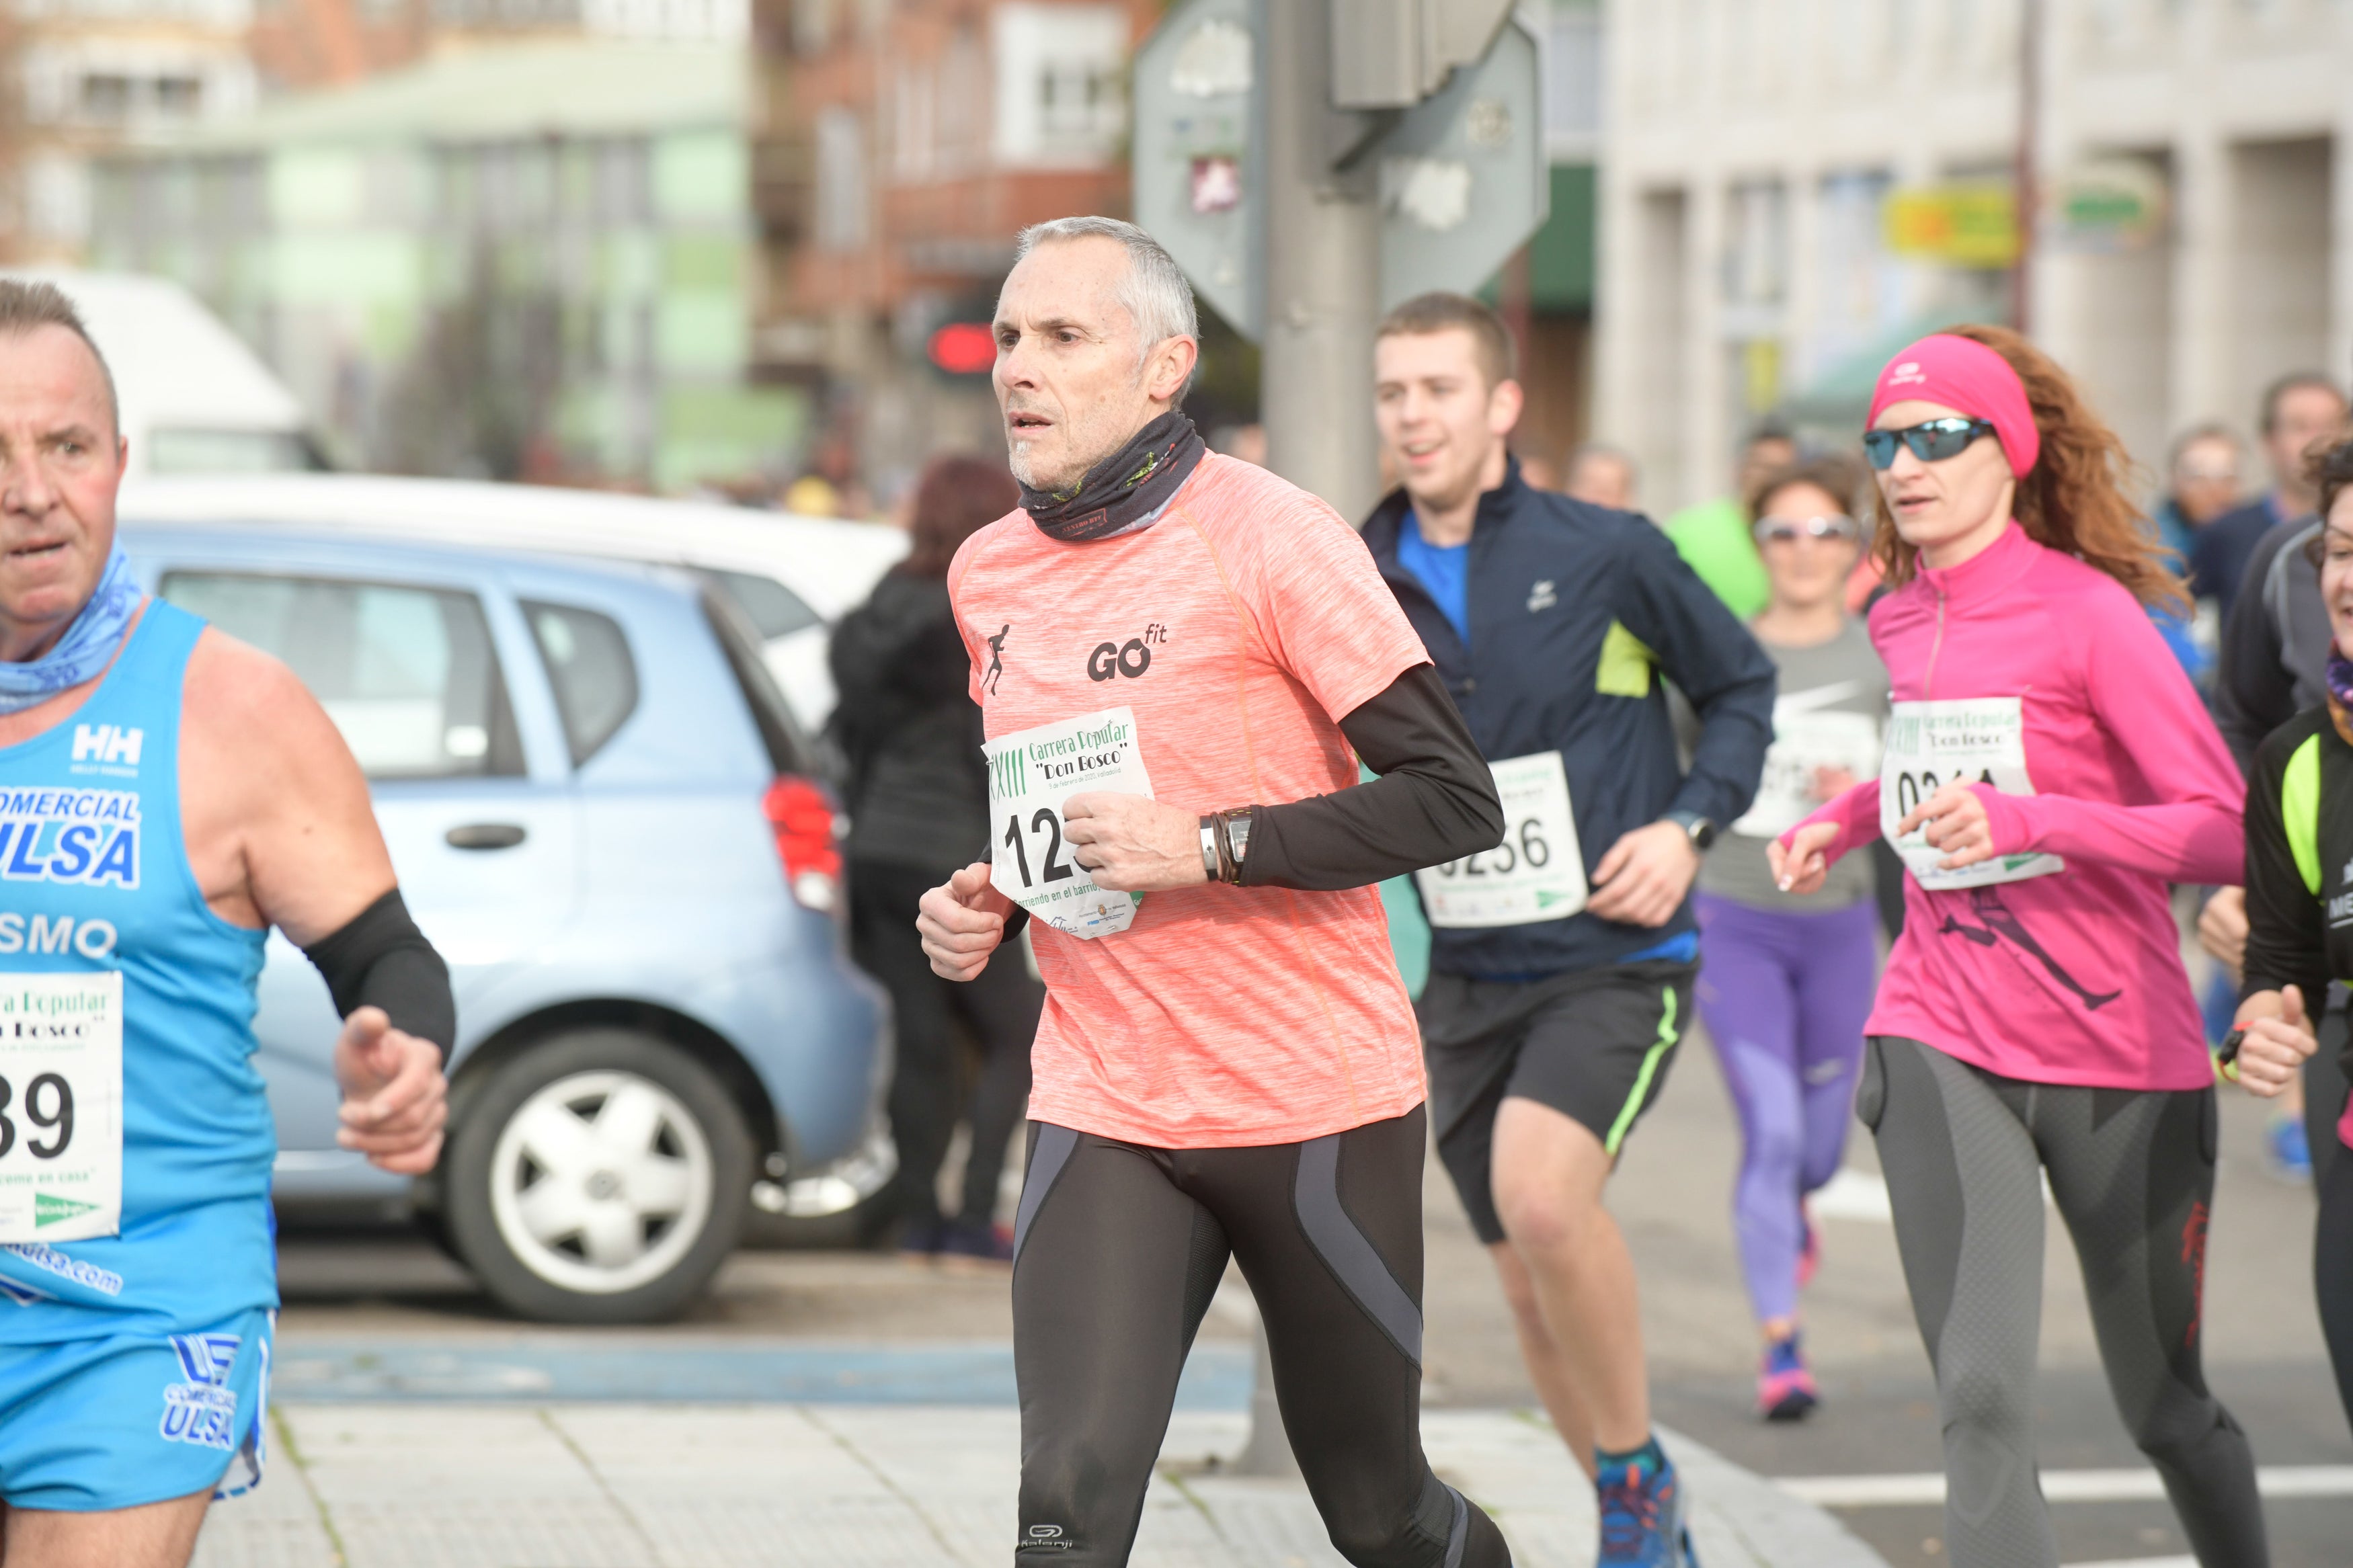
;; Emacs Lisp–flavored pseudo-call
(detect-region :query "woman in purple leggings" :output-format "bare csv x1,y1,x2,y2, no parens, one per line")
1692,454,1888,1419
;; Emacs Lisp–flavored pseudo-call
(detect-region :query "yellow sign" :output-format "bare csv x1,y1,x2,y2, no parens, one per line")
1884,185,2020,268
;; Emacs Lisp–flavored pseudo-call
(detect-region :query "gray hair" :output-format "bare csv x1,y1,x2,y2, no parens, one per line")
1564,441,1637,485
1012,216,1199,393
0,280,118,433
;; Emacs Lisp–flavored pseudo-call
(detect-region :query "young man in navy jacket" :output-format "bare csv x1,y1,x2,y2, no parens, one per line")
1364,294,1773,1568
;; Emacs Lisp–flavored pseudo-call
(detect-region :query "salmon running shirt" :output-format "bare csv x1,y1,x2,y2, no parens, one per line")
947,452,1432,1147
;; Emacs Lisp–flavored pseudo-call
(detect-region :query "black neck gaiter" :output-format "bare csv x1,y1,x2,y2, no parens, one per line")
1019,411,1207,543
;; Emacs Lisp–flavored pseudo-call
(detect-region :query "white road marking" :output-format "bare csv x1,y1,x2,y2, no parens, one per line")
1780,1464,2353,1507
1810,1163,2059,1223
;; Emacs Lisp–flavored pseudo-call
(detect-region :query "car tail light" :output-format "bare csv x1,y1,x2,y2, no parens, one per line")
763,776,842,913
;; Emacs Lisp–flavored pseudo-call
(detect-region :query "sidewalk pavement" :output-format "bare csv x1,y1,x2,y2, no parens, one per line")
194,1401,1887,1567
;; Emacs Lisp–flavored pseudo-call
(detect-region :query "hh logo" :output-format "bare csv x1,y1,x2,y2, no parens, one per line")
1087,624,1168,681
70,725,141,767
1527,580,1558,613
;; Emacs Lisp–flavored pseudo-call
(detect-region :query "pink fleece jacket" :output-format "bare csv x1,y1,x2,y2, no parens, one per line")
1783,523,2244,1091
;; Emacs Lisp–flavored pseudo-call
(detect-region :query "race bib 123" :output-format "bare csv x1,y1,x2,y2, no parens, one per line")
986,707,1156,940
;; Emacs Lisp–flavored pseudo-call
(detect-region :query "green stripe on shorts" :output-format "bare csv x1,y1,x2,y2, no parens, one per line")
1603,986,1680,1156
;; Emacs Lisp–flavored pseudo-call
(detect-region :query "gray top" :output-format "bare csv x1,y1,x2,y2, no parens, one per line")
1700,617,1890,910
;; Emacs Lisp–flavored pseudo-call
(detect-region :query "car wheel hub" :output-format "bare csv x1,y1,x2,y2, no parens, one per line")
487,1069,716,1295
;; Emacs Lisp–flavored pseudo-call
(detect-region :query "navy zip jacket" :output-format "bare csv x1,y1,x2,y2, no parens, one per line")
1363,464,1776,980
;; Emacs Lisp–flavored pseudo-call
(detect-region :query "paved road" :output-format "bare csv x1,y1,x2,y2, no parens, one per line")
274,1015,2350,1567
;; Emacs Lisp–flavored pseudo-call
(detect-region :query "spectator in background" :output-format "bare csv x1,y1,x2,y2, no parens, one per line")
1667,421,1800,618
2155,425,2245,560
2188,373,2347,616
2147,425,2246,689
1564,441,1640,510
830,454,1041,1263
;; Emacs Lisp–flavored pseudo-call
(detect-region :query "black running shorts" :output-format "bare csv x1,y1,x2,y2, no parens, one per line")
1419,959,1696,1245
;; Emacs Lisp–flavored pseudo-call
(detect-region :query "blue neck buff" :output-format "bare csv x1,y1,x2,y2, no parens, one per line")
0,548,141,714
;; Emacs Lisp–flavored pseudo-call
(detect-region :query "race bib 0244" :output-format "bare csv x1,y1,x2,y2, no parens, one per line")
1415,751,1587,928
0,970,122,1243
986,707,1156,940
1880,697,2064,891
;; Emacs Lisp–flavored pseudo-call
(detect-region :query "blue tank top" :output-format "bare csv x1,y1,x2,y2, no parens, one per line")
0,604,274,1335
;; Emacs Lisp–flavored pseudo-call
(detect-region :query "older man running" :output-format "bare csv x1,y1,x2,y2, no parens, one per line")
0,280,452,1567
917,218,1511,1565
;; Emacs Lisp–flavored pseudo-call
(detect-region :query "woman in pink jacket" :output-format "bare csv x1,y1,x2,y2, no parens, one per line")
1773,327,2267,1568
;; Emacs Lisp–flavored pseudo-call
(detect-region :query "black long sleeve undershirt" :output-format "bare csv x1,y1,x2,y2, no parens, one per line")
980,665,1501,937
1240,663,1504,891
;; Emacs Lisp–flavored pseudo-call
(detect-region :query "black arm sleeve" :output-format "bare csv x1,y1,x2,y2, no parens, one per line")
2213,528,2302,774
2240,727,2331,1007
1241,664,1504,891
299,889,457,1061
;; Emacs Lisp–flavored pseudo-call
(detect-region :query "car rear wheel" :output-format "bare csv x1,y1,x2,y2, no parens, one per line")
443,1029,752,1323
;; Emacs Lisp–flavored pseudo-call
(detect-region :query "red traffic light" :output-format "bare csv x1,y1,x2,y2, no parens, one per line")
927,321,996,376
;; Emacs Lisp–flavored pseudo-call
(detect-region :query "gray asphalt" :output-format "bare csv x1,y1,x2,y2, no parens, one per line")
273,1009,2351,1567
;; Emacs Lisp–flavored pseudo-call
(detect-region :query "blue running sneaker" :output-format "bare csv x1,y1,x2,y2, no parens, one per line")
1595,1440,1698,1567
2266,1115,2313,1185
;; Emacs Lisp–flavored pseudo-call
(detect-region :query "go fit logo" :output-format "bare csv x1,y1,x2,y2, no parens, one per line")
1086,624,1168,682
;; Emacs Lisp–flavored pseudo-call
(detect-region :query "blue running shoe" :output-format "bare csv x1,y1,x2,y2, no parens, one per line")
2266,1115,2313,1185
1595,1440,1698,1567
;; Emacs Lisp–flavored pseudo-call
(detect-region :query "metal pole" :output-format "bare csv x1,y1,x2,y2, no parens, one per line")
1259,0,1383,522
2012,0,2042,334
1230,0,1380,1482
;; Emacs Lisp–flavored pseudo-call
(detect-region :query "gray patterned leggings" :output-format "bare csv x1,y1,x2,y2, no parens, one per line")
1860,1036,2268,1568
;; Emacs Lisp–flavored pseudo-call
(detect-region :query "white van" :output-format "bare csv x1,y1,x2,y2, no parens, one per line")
7,270,327,478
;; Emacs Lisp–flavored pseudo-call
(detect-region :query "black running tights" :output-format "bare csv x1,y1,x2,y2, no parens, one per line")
1009,1106,1511,1567
1861,1036,2266,1568
2319,1128,2353,1442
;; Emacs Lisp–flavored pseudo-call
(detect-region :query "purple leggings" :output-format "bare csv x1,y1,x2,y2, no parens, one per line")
1693,892,1880,1325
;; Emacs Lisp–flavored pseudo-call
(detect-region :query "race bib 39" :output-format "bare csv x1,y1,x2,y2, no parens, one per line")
0,970,122,1243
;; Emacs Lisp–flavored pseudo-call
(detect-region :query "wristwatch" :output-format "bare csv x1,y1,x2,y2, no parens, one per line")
1217,808,1254,882
1667,811,1718,852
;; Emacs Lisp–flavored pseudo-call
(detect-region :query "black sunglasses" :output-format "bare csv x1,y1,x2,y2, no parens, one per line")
1862,417,1998,470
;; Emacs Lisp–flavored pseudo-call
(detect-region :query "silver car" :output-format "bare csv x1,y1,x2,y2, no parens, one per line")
119,522,893,1323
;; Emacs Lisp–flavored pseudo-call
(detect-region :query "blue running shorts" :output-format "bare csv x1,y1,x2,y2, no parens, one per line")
0,1307,272,1510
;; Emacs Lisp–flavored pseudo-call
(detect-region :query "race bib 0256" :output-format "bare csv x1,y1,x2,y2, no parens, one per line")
1880,697,2064,891
986,707,1156,940
0,970,122,1243
1415,751,1587,928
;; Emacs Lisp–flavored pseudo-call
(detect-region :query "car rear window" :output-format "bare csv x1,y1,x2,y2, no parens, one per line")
160,571,524,780
521,600,639,768
710,570,822,639
702,588,815,777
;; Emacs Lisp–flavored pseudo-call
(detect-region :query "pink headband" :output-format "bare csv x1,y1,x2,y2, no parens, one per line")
1868,333,2040,477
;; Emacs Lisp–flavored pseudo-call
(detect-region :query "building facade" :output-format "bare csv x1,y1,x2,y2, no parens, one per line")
91,38,801,490
750,0,1161,499
13,0,261,259
1596,0,2353,513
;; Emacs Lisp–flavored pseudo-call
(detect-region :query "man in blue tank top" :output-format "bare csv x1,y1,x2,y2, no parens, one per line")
0,281,455,1567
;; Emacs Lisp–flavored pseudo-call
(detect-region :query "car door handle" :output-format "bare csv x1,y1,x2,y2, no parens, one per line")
445,823,528,851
